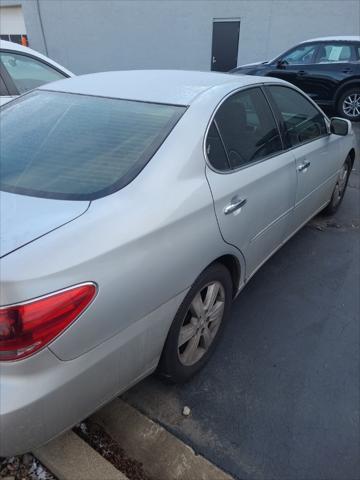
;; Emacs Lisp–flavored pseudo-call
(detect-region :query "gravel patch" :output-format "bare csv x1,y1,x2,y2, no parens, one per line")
0,455,55,480
74,421,152,480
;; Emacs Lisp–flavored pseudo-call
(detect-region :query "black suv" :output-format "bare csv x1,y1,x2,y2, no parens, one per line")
232,37,360,121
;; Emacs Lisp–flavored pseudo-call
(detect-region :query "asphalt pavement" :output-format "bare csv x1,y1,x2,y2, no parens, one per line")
124,123,360,480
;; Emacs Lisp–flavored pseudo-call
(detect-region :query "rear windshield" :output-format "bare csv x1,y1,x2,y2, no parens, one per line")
0,90,185,200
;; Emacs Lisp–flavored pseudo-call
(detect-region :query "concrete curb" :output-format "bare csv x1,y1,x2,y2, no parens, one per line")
34,430,128,480
93,398,234,480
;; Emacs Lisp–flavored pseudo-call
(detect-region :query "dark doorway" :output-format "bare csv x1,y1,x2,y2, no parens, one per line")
211,21,240,72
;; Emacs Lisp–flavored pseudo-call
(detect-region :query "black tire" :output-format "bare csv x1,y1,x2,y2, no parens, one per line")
336,88,360,122
322,156,352,216
158,263,233,383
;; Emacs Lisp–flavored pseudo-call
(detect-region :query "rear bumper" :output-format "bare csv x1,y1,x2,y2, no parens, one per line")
0,289,186,456
0,341,129,456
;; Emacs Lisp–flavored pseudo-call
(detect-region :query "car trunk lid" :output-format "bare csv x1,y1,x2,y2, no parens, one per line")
0,191,89,258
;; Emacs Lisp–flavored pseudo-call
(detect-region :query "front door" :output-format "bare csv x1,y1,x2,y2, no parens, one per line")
266,85,340,230
205,87,296,278
211,21,240,72
266,42,318,91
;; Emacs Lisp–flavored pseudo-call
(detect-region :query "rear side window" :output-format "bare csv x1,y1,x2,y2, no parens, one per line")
209,87,282,170
267,86,327,148
316,44,355,63
0,90,186,200
205,122,230,171
0,52,67,94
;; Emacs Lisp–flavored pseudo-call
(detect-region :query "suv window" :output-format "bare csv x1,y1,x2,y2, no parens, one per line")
281,44,317,65
316,43,355,63
209,87,282,170
356,44,360,60
0,52,67,94
268,86,327,148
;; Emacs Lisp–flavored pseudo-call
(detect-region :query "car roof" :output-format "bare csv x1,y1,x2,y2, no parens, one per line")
0,40,74,76
39,70,286,105
301,36,360,43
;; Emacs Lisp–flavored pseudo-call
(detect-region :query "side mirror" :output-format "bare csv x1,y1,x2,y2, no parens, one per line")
276,59,288,69
330,117,350,136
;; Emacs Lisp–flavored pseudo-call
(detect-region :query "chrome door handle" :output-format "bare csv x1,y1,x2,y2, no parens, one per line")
297,161,311,172
224,197,247,215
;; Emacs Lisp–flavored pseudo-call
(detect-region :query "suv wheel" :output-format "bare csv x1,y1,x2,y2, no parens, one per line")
337,88,360,122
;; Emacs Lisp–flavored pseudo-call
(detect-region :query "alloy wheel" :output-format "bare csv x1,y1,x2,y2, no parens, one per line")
342,93,360,119
177,281,225,366
333,163,349,206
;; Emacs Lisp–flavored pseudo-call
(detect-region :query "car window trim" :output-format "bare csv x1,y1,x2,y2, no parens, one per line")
212,119,232,170
263,83,330,152
0,60,17,95
0,68,10,96
0,48,70,96
203,84,285,175
259,85,286,151
355,43,360,60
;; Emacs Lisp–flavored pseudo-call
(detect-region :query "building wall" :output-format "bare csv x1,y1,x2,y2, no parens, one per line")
17,0,360,75
0,5,26,34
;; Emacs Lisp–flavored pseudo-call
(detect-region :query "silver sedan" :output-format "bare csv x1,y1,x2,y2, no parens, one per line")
0,70,355,455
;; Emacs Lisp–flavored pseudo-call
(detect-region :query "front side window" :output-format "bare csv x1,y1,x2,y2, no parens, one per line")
208,87,282,170
0,52,67,94
281,44,317,65
316,43,354,63
268,86,327,147
0,90,186,200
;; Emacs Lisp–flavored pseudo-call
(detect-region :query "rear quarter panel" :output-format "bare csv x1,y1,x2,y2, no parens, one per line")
0,92,244,361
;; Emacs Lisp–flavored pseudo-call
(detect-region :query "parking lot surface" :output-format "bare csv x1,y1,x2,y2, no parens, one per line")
124,124,360,480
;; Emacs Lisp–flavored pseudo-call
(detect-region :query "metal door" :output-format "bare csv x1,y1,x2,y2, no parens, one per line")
211,21,240,72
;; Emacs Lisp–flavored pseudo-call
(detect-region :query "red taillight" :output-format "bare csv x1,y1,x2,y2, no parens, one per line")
0,284,96,361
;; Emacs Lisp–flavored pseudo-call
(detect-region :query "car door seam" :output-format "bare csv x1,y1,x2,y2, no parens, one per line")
204,164,247,275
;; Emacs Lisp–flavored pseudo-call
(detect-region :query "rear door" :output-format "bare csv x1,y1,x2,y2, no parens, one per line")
297,42,360,103
266,85,340,231
205,86,297,278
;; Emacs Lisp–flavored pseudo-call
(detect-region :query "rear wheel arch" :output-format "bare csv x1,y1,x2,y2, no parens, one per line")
209,254,241,298
334,80,360,104
335,82,360,121
348,148,355,169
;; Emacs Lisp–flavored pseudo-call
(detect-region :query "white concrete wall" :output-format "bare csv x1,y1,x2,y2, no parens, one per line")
18,0,360,75
0,5,26,34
